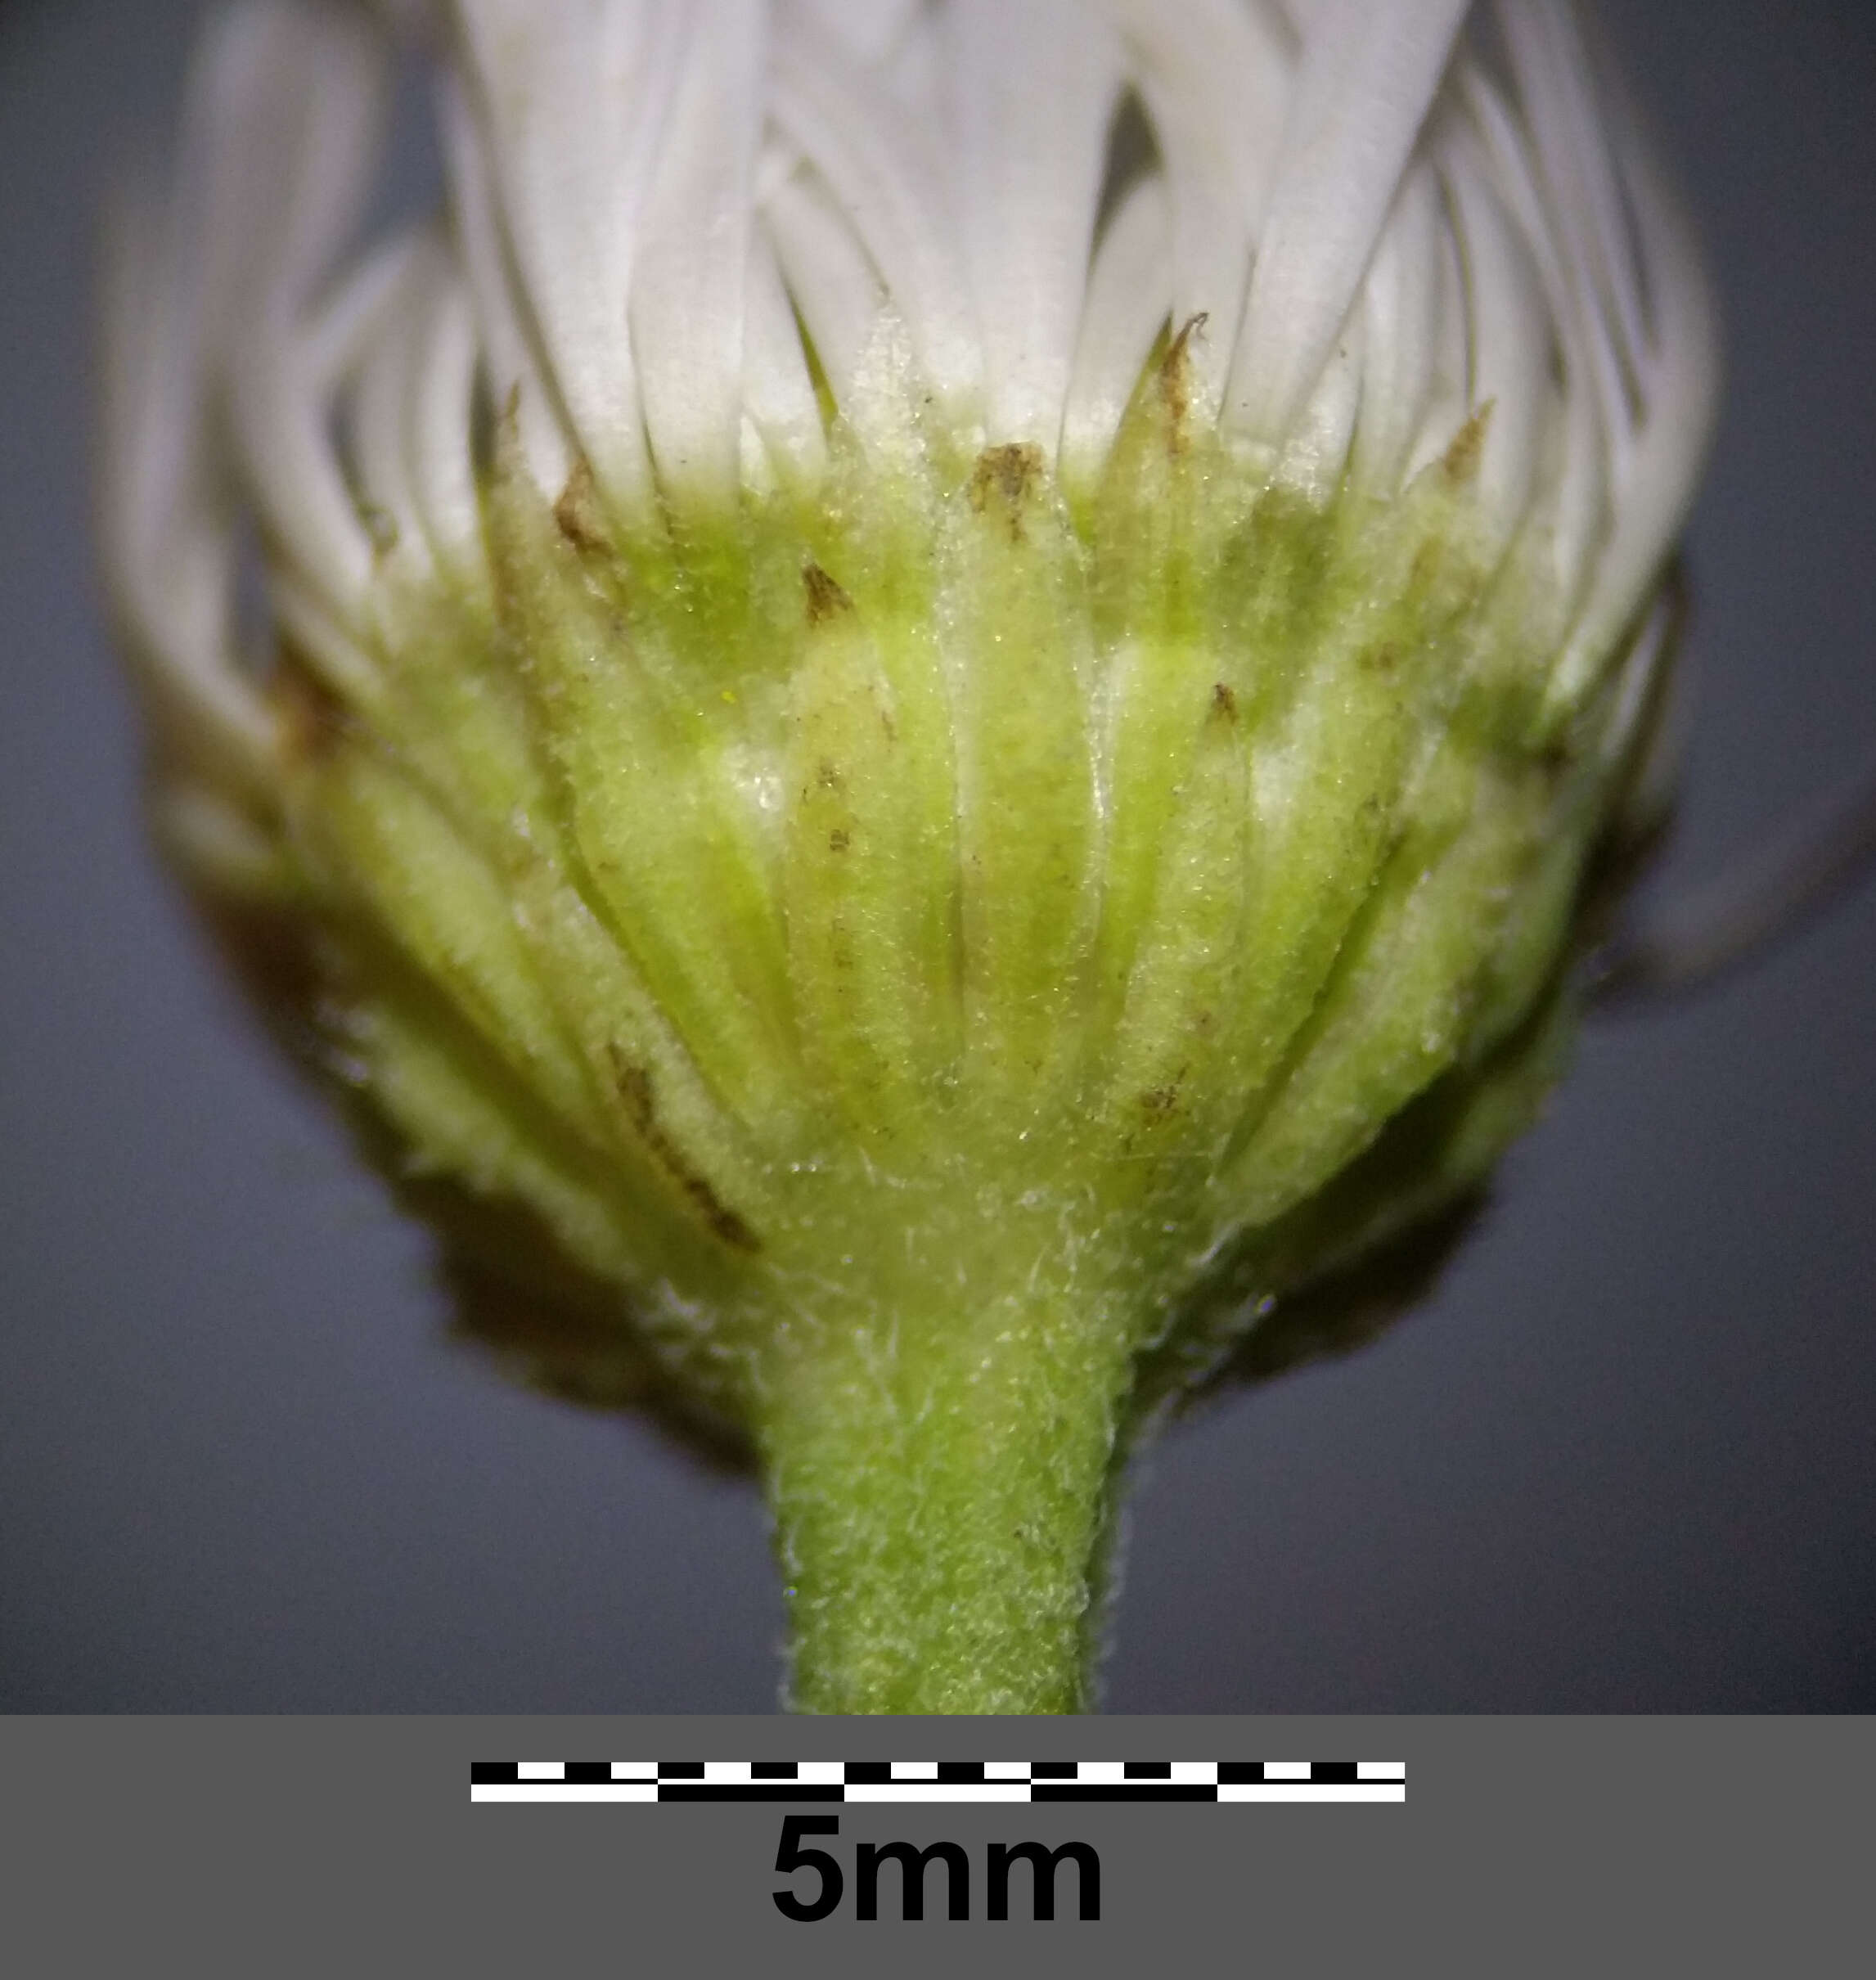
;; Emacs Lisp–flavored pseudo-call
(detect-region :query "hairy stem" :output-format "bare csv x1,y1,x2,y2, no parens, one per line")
761,1268,1137,1715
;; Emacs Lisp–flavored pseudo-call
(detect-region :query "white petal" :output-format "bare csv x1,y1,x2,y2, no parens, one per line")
1595,578,1677,778
1060,175,1172,493
406,251,488,574
234,234,417,623
1400,198,1472,484
1350,160,1442,495
346,245,441,582
1278,310,1365,500
231,358,373,640
452,0,688,511
1440,122,1550,540
631,0,768,508
783,0,923,67
1227,0,1471,446
1460,61,1608,607
209,0,393,623
98,184,275,801
763,165,885,414
196,0,389,344
1495,0,1649,441
742,225,829,490
337,233,486,587
940,0,1123,452
99,0,401,797
439,72,569,495
1551,139,1719,709
1096,0,1297,422
772,15,983,421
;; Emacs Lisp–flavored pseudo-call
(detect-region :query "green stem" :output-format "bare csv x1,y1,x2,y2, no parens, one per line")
759,1270,1138,1715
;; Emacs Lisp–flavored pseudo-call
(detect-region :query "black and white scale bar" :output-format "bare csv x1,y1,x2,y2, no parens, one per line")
470,1760,1405,1804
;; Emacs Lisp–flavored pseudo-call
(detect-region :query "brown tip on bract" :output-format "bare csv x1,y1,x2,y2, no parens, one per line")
554,458,607,553
358,500,399,560
1442,400,1494,486
272,650,347,767
489,382,527,475
1158,313,1209,453
968,442,1045,542
802,560,853,626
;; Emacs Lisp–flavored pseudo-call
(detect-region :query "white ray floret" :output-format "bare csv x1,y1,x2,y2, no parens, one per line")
941,0,1123,452
101,0,1719,853
1060,175,1173,493
1349,160,1442,498
1094,0,1297,423
450,0,686,511
771,16,983,423
630,0,768,507
1226,0,1472,451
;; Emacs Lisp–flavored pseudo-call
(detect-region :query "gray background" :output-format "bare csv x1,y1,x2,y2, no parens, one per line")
3,1719,1868,1971
2,0,1871,1714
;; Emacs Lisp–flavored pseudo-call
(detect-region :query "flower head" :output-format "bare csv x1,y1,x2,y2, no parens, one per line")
101,0,1718,1712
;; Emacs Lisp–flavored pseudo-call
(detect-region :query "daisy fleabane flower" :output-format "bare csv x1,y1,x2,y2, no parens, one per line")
101,0,1718,1713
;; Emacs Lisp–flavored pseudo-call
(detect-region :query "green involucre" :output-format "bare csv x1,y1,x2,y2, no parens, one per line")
251,355,1647,1712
